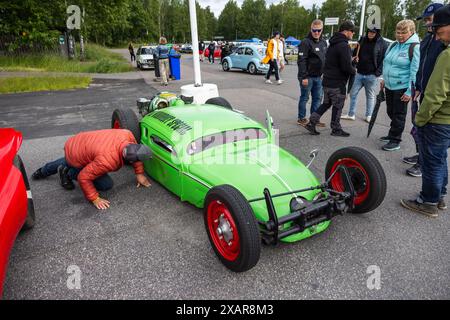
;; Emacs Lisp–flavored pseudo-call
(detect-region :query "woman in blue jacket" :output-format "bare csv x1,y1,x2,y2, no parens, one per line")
380,20,420,151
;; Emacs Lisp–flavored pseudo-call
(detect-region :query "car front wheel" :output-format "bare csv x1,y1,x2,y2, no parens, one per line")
14,155,35,231
325,146,387,214
204,185,261,272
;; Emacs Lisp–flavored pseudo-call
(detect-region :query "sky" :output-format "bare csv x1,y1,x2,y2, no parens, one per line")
198,0,326,18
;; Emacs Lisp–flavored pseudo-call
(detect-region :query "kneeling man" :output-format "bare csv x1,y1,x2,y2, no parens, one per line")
32,129,152,210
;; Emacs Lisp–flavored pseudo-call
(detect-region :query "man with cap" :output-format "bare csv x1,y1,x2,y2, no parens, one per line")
402,2,445,178
341,26,389,123
401,4,450,217
32,129,152,210
304,21,357,136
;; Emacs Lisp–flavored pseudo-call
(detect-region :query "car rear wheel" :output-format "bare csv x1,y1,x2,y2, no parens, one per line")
204,185,261,272
325,147,386,214
248,62,257,75
222,60,230,71
205,97,233,110
111,108,141,142
14,156,35,231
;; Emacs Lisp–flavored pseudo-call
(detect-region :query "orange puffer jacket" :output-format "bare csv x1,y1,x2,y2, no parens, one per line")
64,129,145,201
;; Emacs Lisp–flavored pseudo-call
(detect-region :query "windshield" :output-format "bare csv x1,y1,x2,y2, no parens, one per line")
187,128,267,155
141,48,153,55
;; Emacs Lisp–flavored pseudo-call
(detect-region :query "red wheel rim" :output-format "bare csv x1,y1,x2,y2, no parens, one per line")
330,158,370,206
113,119,121,129
207,199,240,261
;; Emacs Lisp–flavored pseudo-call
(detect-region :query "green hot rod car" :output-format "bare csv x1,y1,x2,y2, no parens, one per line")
111,93,387,272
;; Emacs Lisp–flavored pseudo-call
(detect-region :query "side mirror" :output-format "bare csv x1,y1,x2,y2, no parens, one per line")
306,148,320,169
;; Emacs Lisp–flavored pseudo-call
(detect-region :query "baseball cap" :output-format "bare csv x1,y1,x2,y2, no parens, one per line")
431,4,450,28
339,21,356,32
417,3,444,20
123,144,152,163
367,27,380,33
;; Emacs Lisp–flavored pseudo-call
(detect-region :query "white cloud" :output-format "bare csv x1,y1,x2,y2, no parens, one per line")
197,0,325,18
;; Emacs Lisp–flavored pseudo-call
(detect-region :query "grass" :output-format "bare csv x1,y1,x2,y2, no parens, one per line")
0,44,133,73
0,76,92,94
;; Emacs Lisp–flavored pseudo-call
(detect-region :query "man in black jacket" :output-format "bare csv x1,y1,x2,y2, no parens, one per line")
341,27,388,123
305,21,357,137
297,19,328,127
403,2,445,178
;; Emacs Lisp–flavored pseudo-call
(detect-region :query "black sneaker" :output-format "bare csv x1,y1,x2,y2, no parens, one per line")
379,136,390,142
382,141,400,151
331,129,350,137
58,165,75,190
403,154,419,165
438,198,447,210
32,167,46,180
400,199,438,218
305,123,320,135
406,163,422,177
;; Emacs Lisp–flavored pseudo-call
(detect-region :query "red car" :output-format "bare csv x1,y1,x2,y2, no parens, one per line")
0,128,35,298
204,45,222,59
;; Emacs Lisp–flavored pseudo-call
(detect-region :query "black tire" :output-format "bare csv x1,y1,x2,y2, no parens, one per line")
204,185,261,272
325,147,386,214
205,97,233,110
248,62,257,75
14,156,35,231
111,108,141,142
222,60,230,71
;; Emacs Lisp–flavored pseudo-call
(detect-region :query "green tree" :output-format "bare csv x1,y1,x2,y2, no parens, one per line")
238,0,268,39
217,0,241,40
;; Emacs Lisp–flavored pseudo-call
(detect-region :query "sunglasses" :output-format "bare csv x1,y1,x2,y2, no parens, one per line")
312,29,322,33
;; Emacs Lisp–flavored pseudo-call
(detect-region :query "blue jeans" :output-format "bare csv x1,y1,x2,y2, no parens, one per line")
348,73,378,117
417,124,450,204
297,77,323,120
41,157,114,191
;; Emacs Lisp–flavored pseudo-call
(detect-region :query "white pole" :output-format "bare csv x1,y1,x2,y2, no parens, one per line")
188,0,202,86
359,0,367,39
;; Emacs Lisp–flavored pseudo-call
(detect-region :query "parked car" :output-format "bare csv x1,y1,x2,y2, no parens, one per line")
0,128,35,297
222,45,269,75
136,46,155,70
285,45,299,55
204,45,222,59
180,44,193,54
110,93,387,272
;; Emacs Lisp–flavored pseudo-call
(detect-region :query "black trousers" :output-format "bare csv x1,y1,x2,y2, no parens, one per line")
266,59,279,81
208,52,214,63
310,87,346,130
386,88,408,143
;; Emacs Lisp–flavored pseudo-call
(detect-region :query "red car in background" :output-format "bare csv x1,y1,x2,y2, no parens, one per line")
204,45,222,60
0,128,35,298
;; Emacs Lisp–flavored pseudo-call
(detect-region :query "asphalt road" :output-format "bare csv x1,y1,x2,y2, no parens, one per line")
1,52,449,299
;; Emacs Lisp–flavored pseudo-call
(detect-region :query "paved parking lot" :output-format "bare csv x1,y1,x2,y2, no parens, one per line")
1,53,449,299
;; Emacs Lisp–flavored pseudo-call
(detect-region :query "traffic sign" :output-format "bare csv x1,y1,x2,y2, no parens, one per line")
325,17,339,26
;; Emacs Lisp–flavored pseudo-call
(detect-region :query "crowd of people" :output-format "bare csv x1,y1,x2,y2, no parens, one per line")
297,3,450,217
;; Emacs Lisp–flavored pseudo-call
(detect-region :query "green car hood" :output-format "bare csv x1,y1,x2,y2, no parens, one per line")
186,142,321,222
